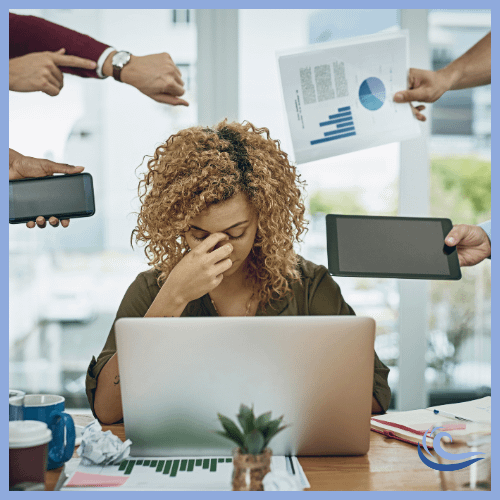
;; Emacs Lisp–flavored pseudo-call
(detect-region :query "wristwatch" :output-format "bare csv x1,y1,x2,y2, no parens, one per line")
112,51,131,82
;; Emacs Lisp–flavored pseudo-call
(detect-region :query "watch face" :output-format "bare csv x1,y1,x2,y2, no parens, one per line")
113,51,131,67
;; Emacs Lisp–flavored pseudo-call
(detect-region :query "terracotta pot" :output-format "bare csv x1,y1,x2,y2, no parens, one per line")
231,448,272,491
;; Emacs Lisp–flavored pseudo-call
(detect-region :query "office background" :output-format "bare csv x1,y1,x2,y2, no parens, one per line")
9,9,491,412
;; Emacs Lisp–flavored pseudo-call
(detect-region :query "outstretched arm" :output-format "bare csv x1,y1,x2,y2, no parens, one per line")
10,13,188,106
9,13,108,78
394,32,491,121
9,49,97,96
442,31,491,91
101,51,189,106
445,223,491,267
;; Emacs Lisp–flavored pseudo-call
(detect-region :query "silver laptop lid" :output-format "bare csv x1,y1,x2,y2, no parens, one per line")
115,316,375,456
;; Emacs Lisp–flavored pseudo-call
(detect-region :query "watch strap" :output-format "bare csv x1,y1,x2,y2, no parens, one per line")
113,65,123,82
112,51,131,82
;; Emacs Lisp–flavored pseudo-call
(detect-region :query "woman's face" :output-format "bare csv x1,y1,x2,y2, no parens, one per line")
185,192,258,278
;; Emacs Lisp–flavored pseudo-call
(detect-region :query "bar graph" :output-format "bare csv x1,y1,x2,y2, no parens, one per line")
311,106,356,145
118,457,233,478
64,455,309,490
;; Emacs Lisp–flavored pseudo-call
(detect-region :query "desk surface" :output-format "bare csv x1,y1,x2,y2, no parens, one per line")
45,422,441,491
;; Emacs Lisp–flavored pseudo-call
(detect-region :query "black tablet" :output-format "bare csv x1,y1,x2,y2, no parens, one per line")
326,214,461,280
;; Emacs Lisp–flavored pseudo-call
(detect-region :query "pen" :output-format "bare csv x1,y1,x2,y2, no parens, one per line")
433,409,473,422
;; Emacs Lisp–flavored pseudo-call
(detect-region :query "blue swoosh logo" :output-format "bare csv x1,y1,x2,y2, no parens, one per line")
417,427,485,472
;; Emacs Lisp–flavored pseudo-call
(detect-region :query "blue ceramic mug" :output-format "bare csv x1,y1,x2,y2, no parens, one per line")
9,390,25,421
23,394,75,470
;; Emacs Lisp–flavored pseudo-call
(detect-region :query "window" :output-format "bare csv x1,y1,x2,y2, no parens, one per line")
240,9,402,404
426,10,491,404
9,9,198,409
172,9,191,25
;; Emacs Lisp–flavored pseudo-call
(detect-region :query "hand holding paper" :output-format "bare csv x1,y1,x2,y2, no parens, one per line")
277,30,420,164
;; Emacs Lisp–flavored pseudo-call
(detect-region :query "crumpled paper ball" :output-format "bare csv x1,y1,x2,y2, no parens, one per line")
263,470,303,491
77,420,132,466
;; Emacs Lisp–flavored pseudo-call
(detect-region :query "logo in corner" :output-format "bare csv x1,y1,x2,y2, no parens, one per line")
418,427,485,471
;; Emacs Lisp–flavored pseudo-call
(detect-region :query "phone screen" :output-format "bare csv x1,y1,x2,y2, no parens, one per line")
9,174,94,222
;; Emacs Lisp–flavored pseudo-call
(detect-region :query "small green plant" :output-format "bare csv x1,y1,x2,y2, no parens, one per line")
216,404,288,455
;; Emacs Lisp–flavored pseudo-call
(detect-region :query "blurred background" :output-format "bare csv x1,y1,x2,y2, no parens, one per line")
9,9,490,412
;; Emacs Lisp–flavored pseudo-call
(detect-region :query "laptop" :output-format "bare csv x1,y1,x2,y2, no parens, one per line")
115,316,376,456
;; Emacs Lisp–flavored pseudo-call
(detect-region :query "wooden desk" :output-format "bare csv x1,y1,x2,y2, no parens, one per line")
45,424,441,491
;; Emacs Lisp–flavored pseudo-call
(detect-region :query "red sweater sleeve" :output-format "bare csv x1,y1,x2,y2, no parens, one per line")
9,13,110,79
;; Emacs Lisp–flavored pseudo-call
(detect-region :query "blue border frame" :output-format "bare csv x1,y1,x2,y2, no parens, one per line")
5,1,495,497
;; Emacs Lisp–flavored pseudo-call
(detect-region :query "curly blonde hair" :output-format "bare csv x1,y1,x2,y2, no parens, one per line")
133,120,307,306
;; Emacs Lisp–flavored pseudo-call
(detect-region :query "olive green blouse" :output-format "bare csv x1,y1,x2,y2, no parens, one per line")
86,257,391,419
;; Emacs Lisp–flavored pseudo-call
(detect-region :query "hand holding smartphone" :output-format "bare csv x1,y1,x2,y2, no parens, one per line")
9,173,95,227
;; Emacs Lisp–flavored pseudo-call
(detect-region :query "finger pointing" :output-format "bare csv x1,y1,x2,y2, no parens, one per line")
53,52,97,70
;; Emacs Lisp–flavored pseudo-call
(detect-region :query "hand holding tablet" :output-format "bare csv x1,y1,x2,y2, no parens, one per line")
326,215,461,280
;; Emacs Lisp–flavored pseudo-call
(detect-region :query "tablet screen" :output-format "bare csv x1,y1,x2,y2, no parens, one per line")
326,215,461,280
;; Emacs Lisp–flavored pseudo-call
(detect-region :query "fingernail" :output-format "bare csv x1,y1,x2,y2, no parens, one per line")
447,237,455,244
394,92,403,102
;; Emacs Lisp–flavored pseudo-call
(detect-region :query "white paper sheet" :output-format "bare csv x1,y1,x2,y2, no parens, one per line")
277,30,420,164
62,455,310,491
426,396,491,423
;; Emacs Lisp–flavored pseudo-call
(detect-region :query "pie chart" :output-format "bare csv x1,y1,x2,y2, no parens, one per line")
359,77,386,111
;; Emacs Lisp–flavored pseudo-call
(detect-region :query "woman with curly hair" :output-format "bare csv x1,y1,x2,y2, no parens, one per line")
86,120,391,424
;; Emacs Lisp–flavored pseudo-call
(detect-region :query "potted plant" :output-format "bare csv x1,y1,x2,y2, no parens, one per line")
216,404,289,491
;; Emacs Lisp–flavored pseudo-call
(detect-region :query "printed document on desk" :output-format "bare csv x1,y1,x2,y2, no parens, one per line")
62,455,310,491
371,397,491,448
426,396,491,423
277,30,420,164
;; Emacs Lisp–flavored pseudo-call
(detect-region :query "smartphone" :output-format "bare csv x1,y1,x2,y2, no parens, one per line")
9,173,95,224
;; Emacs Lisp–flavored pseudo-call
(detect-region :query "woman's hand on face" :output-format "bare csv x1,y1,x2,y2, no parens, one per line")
165,232,233,303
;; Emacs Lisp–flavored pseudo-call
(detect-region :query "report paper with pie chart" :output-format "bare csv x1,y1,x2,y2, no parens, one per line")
277,30,420,164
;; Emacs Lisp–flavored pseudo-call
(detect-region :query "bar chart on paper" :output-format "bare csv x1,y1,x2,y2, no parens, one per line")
311,106,356,145
63,455,309,490
64,456,234,490
119,457,233,476
278,31,421,163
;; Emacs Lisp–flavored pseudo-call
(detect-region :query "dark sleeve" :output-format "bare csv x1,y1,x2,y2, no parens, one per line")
373,351,391,412
308,266,355,316
309,267,392,412
85,272,156,418
9,13,110,78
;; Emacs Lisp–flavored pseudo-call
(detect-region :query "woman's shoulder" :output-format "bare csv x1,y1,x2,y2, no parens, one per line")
296,255,329,281
291,255,353,316
130,268,162,292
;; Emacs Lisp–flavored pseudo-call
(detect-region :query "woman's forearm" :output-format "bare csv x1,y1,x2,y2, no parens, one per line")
94,285,188,422
371,396,383,414
94,353,124,424
145,285,187,317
